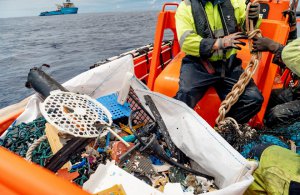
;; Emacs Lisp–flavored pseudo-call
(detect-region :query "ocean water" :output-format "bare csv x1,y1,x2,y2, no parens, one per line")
0,12,159,108
0,12,299,109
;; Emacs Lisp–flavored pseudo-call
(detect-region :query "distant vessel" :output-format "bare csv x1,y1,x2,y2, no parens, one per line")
39,0,78,16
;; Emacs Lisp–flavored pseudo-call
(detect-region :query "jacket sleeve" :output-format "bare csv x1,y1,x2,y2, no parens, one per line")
282,38,300,77
175,2,216,58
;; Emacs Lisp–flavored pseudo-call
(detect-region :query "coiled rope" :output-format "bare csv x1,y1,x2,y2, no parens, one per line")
216,0,262,130
26,135,47,161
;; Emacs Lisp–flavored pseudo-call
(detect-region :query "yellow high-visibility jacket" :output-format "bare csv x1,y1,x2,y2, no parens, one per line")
176,0,260,61
246,146,300,195
282,38,300,77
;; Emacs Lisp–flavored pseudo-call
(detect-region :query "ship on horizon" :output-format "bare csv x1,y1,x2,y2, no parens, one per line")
39,0,78,16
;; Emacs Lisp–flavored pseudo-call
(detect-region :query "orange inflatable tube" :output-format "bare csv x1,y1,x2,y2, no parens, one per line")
0,148,90,195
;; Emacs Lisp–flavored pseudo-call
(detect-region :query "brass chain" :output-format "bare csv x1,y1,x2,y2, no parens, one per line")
216,1,262,130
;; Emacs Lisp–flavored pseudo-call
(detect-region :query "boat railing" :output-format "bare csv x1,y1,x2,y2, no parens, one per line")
147,3,180,90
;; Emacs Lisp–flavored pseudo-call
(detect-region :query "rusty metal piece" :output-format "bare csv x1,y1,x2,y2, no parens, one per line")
110,141,135,163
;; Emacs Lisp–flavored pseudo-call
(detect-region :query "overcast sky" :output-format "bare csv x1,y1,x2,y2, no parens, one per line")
0,0,181,18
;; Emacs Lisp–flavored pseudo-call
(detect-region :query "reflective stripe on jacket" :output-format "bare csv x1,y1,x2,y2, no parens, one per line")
176,0,260,61
282,38,300,77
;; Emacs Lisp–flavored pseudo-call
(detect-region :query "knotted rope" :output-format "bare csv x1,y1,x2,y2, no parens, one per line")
216,0,262,130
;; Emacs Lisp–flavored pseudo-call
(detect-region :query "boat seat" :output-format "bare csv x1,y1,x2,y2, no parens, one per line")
153,19,290,127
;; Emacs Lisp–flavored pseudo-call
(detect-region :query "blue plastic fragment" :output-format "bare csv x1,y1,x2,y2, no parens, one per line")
165,148,171,157
122,134,136,142
71,158,86,170
106,132,111,147
97,148,105,153
96,93,131,120
149,155,164,165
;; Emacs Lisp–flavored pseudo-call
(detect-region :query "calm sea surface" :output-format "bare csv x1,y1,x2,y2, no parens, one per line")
0,12,158,108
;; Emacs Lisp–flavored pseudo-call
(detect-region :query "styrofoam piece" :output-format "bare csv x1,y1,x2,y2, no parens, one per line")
40,91,112,138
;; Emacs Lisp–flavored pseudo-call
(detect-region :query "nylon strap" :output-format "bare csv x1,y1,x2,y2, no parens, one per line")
218,0,237,36
190,0,213,38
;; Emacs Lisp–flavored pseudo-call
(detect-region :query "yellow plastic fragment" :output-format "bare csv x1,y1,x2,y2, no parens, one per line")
93,184,127,195
153,175,169,192
119,123,144,135
45,123,72,170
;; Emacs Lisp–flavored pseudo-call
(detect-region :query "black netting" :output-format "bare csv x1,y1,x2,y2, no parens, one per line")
127,87,154,125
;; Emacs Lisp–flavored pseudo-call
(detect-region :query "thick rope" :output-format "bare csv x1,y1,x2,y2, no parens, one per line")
26,135,47,161
216,0,262,130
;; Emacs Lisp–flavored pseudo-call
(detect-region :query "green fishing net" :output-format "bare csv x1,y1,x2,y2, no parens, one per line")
0,117,47,159
0,117,92,186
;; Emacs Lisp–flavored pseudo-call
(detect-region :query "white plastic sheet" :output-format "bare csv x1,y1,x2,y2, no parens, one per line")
83,161,163,195
83,161,194,195
12,55,256,194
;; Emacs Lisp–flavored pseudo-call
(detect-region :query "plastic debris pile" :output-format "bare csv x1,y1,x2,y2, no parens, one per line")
0,117,51,165
0,88,217,194
218,120,300,159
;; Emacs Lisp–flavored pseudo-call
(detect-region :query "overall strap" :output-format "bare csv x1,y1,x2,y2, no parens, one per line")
190,0,214,38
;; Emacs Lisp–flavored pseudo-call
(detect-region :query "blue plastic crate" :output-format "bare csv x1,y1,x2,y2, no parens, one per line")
96,93,131,120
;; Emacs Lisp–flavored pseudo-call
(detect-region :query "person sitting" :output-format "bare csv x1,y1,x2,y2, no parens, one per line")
175,0,263,124
252,10,299,127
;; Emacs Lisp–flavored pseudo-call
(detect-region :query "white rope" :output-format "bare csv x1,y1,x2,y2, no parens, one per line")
26,135,47,161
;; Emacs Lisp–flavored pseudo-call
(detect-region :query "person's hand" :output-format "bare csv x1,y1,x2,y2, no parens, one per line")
248,3,260,20
217,32,248,50
252,37,281,53
282,10,296,27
